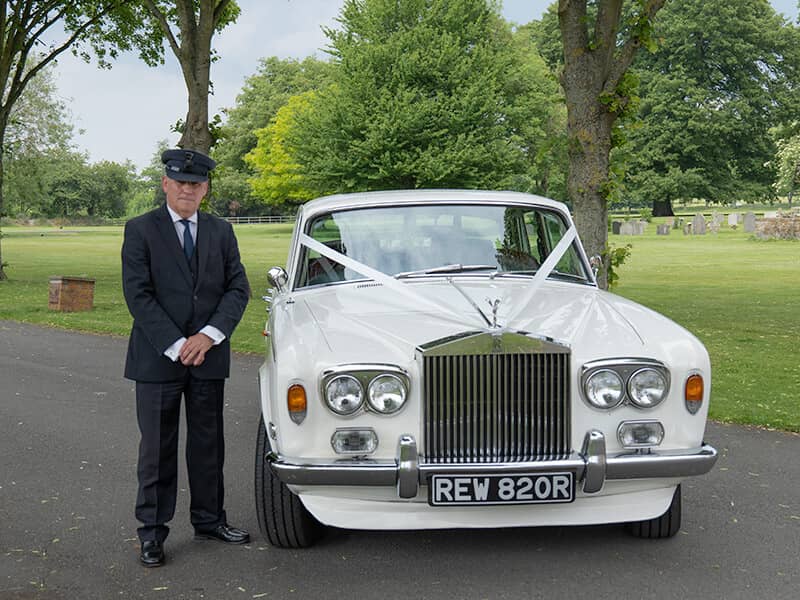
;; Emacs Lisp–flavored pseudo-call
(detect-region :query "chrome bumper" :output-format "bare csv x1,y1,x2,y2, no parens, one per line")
269,430,718,498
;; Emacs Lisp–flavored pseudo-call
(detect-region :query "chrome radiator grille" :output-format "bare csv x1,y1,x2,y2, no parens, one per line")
422,351,571,463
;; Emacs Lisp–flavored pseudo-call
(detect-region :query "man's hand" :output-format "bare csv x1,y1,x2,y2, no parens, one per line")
180,333,214,366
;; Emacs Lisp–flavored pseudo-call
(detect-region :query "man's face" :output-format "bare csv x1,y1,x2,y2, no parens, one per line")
163,176,208,219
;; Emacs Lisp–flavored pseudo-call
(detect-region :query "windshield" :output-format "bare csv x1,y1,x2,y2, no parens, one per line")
296,204,589,288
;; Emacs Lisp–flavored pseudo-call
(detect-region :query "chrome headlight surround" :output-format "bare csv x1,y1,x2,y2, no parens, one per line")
320,365,410,417
581,359,670,411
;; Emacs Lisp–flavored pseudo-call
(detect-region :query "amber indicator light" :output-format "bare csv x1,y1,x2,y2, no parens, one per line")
287,384,307,413
685,374,704,403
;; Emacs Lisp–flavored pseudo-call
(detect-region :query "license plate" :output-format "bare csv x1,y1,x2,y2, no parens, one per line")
428,472,575,506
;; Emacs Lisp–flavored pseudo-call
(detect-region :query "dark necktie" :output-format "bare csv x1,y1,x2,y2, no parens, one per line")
180,219,194,261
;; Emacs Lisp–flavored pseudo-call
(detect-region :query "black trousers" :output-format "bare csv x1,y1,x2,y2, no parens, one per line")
135,375,227,543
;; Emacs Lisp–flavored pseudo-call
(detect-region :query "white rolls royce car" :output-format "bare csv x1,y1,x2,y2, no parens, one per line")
255,190,717,547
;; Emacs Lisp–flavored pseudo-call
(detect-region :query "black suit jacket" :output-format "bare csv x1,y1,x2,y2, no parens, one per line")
122,205,249,382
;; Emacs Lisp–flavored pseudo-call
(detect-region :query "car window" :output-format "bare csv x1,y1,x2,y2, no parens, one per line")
540,211,587,278
295,204,588,288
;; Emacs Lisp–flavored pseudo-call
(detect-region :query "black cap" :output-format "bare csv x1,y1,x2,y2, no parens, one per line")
161,149,216,182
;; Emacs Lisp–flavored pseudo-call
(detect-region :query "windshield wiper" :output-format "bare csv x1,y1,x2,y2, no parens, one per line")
395,264,497,279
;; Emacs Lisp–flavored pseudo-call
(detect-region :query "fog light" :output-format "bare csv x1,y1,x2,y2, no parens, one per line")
331,428,378,455
618,421,664,448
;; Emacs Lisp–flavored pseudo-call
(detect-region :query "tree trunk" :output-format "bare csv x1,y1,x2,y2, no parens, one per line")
559,2,615,290
564,98,614,289
177,14,214,153
143,0,226,155
652,199,675,217
557,0,666,290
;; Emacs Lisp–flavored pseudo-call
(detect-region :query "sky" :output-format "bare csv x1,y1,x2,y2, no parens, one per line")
50,0,799,171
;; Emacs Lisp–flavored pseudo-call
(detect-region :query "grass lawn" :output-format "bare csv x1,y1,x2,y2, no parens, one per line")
614,226,799,432
1,220,798,431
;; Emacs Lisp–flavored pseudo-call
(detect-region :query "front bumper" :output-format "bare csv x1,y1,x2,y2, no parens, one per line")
268,430,718,498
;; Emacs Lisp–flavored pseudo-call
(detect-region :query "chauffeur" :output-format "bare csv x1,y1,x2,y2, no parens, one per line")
122,149,250,567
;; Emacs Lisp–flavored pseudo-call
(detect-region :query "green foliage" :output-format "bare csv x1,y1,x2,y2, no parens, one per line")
503,24,568,200
211,56,333,215
33,153,134,219
285,0,537,195
83,161,133,217
526,3,562,71
602,242,632,288
624,0,800,210
215,56,334,173
773,129,800,200
3,61,77,218
4,61,74,160
245,91,317,206
124,140,171,218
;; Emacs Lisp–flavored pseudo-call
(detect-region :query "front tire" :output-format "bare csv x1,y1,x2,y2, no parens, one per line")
255,419,324,548
627,485,682,539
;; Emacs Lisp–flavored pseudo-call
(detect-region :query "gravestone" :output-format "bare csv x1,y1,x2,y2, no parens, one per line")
692,213,707,235
728,213,739,227
612,221,622,235
683,223,692,235
619,221,636,235
743,212,756,232
635,221,647,235
657,224,670,235
764,211,778,219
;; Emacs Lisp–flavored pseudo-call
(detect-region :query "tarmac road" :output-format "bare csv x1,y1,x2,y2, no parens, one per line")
1,320,798,600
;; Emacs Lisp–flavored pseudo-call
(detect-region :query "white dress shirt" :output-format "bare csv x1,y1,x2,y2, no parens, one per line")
163,205,225,362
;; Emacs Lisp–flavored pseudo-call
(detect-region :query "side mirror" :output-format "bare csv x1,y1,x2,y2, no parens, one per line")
589,255,602,279
267,266,289,294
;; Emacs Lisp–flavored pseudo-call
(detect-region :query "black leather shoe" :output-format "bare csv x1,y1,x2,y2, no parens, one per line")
139,540,165,567
194,523,250,544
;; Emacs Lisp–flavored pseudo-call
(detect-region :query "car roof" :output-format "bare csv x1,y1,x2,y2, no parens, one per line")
297,189,570,220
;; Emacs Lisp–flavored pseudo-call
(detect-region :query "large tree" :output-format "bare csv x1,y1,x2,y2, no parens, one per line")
557,0,667,288
3,61,75,218
246,91,318,206
505,24,568,200
0,0,151,280
216,56,333,172
212,56,333,215
139,0,239,153
624,0,800,214
284,0,531,195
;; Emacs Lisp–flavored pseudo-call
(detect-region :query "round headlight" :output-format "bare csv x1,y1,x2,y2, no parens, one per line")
584,369,624,409
324,375,364,415
628,368,668,408
367,374,407,414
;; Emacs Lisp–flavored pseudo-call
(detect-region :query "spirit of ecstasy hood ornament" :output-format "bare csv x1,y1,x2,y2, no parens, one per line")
486,297,502,329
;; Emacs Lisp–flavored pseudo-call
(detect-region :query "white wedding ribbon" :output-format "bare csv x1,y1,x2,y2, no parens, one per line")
298,234,486,329
501,225,577,325
299,224,578,331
